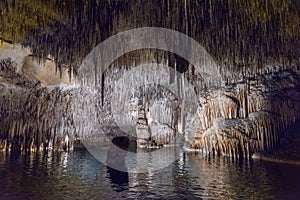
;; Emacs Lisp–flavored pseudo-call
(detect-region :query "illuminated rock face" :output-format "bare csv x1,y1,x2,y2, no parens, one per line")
190,69,300,158
74,45,300,157
74,62,183,148
0,0,299,157
0,41,78,153
1,52,300,157
22,56,75,86
0,58,75,153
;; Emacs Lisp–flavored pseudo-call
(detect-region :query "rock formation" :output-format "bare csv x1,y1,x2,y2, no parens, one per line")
1,42,300,158
0,0,300,158
190,69,300,158
0,57,75,153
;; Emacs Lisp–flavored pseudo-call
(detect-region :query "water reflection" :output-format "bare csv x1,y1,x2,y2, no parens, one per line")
187,155,274,199
106,167,129,193
1,149,300,199
105,137,129,192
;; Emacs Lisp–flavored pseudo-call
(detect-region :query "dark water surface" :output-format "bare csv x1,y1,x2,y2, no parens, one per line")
1,149,300,200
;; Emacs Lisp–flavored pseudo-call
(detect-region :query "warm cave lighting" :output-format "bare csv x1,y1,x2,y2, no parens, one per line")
0,0,300,199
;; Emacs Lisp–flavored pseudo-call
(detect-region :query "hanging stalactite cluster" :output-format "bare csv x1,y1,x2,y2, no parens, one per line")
190,69,300,158
0,0,299,156
0,59,75,153
74,52,183,147
1,0,299,76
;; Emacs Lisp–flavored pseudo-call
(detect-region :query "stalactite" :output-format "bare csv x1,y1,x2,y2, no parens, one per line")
190,68,300,158
0,59,75,153
1,0,299,156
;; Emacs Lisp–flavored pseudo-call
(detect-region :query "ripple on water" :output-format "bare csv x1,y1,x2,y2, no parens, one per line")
0,150,300,199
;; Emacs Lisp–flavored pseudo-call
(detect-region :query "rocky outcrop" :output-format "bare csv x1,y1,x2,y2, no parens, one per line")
190,69,300,158
1,50,300,159
1,0,299,158
74,61,182,147
0,58,75,153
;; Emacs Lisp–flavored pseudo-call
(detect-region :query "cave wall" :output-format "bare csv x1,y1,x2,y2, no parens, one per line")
0,0,300,156
0,58,75,153
190,69,300,157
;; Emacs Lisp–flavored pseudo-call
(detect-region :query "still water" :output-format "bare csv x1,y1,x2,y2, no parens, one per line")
1,149,300,200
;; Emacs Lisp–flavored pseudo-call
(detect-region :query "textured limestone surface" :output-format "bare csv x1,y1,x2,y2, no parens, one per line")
0,45,75,153
1,41,300,158
190,69,300,158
